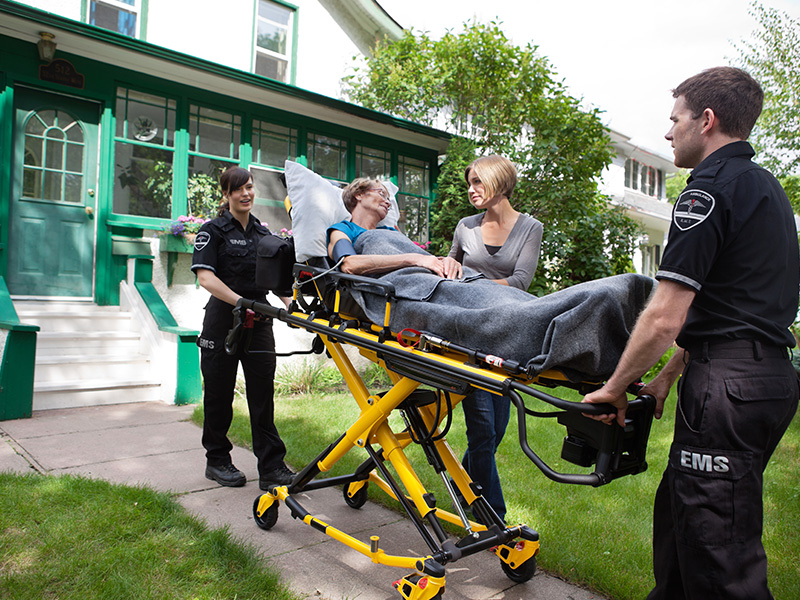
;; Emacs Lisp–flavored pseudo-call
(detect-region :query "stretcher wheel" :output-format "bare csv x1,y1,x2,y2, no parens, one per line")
501,555,536,583
253,495,279,530
343,481,369,509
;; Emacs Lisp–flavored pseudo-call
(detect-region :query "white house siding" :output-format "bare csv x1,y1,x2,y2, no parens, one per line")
22,0,81,21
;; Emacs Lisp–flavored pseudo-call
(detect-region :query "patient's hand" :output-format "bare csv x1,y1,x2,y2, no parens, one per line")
437,256,463,280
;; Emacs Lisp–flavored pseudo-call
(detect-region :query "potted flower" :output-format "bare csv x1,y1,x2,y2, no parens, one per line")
159,215,209,253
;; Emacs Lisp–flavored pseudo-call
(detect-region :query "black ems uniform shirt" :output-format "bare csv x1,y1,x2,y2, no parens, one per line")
656,141,799,349
191,210,271,344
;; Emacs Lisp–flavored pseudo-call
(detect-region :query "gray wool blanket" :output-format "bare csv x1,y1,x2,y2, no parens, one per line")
349,229,656,381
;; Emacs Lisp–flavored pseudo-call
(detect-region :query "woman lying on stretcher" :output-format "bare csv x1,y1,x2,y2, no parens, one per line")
326,178,463,279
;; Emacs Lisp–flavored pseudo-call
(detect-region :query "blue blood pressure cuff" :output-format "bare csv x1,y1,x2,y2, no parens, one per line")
331,238,357,263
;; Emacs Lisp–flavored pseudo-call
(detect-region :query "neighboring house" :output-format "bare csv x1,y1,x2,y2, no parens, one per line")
0,0,449,418
602,129,680,277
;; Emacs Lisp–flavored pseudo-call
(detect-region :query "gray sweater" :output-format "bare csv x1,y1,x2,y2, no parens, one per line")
448,213,543,290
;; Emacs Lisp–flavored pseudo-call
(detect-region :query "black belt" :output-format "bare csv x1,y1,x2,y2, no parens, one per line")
684,339,790,361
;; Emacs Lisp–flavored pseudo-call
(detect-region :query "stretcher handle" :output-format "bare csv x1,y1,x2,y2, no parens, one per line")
292,263,397,298
508,386,655,486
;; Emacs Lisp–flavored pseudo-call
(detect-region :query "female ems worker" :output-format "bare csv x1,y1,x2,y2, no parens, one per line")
447,155,543,521
191,166,294,490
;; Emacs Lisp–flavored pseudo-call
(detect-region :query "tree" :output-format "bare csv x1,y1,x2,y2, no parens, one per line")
343,21,640,293
665,169,690,203
734,2,800,178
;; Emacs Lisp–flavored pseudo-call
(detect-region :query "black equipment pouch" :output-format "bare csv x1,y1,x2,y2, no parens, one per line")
256,235,296,296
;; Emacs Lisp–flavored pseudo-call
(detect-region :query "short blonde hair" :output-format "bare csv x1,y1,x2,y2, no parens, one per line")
464,155,517,200
342,178,386,213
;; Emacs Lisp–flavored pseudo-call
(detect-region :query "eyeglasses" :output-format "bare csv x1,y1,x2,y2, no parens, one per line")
368,187,390,199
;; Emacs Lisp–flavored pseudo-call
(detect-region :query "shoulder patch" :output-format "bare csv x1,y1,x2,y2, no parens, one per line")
193,231,211,251
673,189,716,231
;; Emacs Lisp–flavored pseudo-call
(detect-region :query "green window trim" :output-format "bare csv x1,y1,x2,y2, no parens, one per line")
107,85,437,235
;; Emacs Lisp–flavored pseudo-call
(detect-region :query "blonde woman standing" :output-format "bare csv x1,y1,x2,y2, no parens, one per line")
448,155,543,521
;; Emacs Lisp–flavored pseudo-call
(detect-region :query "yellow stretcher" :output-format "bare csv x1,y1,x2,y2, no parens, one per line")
228,262,656,600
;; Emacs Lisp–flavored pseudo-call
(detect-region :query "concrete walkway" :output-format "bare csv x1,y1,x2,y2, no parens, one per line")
0,402,608,600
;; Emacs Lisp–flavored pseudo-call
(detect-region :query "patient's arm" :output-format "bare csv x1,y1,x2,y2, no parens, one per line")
328,230,462,278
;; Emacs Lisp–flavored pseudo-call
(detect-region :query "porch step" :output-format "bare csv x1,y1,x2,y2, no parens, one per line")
17,310,135,332
34,331,144,357
11,299,164,411
32,378,163,411
34,354,152,383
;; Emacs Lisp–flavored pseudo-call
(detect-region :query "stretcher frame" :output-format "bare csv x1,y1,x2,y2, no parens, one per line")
230,261,656,600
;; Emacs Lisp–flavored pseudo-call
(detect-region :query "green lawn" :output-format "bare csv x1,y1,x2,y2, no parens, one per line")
200,366,800,600
0,472,301,600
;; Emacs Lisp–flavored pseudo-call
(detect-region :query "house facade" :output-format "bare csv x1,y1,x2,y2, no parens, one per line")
0,0,449,418
602,129,679,277
0,0,679,420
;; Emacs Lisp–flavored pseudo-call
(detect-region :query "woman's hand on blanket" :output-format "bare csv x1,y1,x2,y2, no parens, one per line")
581,387,628,427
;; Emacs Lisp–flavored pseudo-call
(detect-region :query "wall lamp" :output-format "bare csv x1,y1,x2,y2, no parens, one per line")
37,32,57,62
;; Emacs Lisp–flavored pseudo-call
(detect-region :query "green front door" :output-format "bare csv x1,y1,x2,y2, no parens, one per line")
7,87,100,297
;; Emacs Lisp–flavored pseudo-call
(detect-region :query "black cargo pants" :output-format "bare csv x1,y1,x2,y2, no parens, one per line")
647,340,798,600
199,297,286,476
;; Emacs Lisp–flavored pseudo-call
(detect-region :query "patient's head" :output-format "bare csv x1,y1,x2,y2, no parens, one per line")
342,178,389,213
464,155,517,200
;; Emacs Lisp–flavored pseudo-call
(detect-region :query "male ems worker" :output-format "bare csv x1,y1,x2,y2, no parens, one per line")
583,67,799,600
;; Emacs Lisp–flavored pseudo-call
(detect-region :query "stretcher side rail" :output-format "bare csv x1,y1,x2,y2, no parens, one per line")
229,294,656,488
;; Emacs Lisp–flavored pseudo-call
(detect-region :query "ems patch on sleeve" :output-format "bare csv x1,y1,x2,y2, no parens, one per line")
673,189,715,231
193,231,211,251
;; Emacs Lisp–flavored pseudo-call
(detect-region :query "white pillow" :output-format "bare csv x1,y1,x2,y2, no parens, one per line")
283,160,400,261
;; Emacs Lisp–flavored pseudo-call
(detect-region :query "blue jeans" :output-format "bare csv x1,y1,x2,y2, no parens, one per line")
461,388,511,520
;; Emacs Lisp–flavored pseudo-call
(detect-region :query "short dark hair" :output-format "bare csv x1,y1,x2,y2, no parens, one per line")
672,67,763,139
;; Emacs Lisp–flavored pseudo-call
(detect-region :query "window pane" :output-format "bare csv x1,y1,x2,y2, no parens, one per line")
43,171,62,201
259,0,291,25
255,53,288,82
649,167,656,197
187,157,234,219
114,142,173,218
25,138,42,166
27,114,46,136
66,143,83,172
257,20,287,54
117,88,176,147
64,120,82,142
45,133,64,170
399,156,429,197
357,146,390,178
91,1,137,37
36,110,56,129
397,195,428,243
308,134,347,181
190,105,241,159
64,172,83,203
23,167,39,198
252,120,296,167
250,166,292,233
